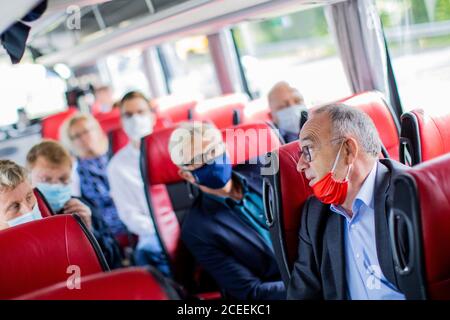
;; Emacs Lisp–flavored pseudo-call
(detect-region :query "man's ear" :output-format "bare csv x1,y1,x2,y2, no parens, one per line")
345,137,358,164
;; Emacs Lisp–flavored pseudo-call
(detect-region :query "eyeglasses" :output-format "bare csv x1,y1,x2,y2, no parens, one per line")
300,137,346,163
180,143,226,171
69,127,93,141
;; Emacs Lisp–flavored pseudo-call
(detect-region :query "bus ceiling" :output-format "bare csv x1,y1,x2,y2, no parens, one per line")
19,0,345,68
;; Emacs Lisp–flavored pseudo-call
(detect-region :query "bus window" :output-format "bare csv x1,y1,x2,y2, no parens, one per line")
377,0,450,114
0,57,66,127
159,35,221,98
231,5,352,105
106,48,151,99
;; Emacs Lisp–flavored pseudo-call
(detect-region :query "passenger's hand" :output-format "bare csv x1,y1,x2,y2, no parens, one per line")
63,198,93,230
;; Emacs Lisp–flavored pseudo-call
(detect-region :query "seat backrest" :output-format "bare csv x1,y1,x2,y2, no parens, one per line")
262,141,312,285
0,214,108,299
341,91,400,160
155,96,198,123
389,153,450,300
193,94,248,129
34,188,54,218
41,107,78,140
400,109,450,166
16,267,180,300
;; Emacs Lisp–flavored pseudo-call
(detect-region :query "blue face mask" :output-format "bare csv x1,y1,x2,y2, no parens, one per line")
191,153,232,189
7,203,42,227
37,183,72,213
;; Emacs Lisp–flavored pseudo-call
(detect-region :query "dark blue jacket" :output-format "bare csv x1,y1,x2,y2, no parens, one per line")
181,163,286,300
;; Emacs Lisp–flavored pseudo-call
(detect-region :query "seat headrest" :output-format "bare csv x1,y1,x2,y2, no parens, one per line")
0,214,108,299
193,94,248,128
94,108,122,133
141,121,281,186
341,91,400,160
41,107,78,140
16,267,180,300
409,109,450,162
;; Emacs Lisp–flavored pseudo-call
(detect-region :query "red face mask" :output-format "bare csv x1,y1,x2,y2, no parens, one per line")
311,142,352,205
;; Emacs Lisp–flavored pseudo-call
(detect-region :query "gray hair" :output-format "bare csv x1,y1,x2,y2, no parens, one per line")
313,103,381,157
0,160,29,193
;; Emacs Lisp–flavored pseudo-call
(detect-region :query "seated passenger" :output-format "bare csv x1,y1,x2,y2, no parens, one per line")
288,103,406,300
0,160,42,230
107,91,170,276
168,122,286,300
268,81,306,143
61,113,130,244
26,140,123,268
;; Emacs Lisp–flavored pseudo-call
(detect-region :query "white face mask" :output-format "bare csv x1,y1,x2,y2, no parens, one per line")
122,114,154,142
275,104,306,134
7,204,42,227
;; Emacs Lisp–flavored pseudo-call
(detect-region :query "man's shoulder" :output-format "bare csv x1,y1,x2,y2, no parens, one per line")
107,146,131,174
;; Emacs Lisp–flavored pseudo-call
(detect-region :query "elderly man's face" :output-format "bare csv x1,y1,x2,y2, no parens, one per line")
0,180,37,226
269,85,303,124
297,112,348,186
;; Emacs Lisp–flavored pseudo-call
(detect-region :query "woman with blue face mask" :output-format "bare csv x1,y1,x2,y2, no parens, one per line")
0,160,42,231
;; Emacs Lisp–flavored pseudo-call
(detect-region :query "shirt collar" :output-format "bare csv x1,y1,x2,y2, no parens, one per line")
204,173,249,206
330,161,378,220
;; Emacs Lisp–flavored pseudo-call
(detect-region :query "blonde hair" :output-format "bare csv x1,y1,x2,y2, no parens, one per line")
60,112,108,157
26,140,73,169
0,160,29,193
168,121,223,166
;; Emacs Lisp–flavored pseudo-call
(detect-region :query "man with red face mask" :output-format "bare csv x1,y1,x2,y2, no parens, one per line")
288,103,407,300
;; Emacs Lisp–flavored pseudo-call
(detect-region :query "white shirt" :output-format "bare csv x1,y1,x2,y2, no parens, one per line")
107,143,158,249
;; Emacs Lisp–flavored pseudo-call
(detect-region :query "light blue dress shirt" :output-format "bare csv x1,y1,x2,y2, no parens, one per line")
330,162,405,300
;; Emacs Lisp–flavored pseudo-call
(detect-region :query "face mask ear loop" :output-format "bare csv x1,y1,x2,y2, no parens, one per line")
344,163,353,182
331,141,345,173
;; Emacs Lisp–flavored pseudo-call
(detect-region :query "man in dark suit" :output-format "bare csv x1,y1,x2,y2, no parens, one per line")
168,122,285,300
288,103,406,300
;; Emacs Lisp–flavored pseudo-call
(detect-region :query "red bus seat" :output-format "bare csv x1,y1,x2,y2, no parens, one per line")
389,153,450,299
341,91,400,161
262,141,312,285
193,94,248,129
400,109,450,166
16,267,180,300
41,107,78,140
140,121,282,293
0,214,108,299
155,96,198,123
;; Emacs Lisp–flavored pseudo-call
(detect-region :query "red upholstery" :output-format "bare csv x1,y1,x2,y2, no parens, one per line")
341,91,400,160
277,142,312,269
41,107,78,140
0,215,107,299
222,121,281,165
193,94,248,129
403,154,450,299
34,188,54,218
16,267,178,300
156,99,197,123
404,109,450,163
